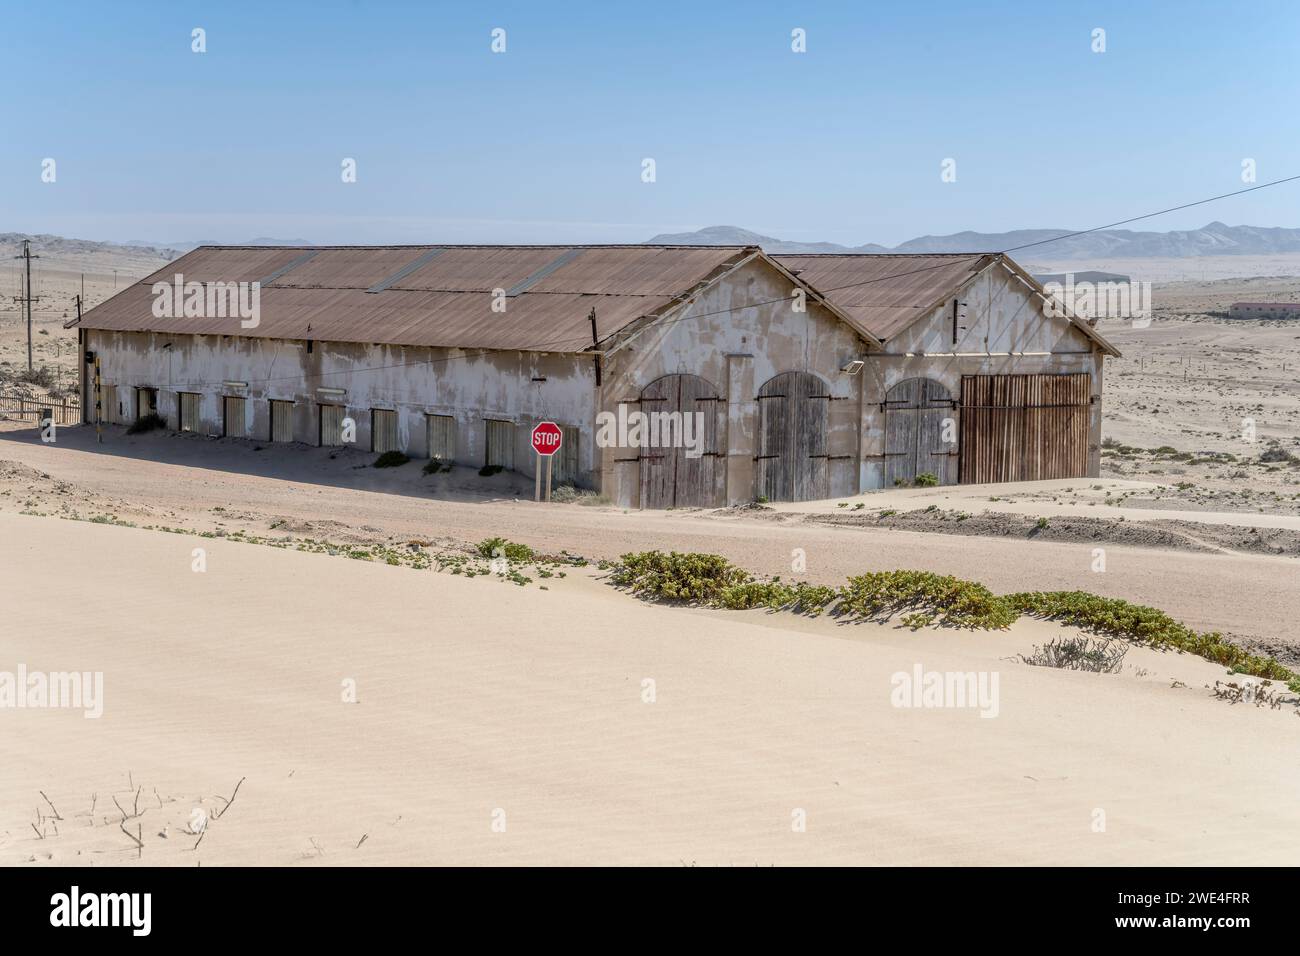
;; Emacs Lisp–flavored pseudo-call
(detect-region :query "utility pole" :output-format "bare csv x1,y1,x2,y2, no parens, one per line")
12,240,40,372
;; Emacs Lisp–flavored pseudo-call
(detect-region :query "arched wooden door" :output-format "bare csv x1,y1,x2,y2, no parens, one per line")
883,378,957,486
756,371,830,502
638,374,725,509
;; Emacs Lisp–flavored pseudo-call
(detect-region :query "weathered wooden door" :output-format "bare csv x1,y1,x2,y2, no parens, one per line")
223,396,249,439
756,371,829,502
178,392,200,432
883,378,957,486
371,408,399,453
638,374,724,509
270,400,294,443
485,419,516,470
959,373,1091,483
426,414,455,462
319,403,346,446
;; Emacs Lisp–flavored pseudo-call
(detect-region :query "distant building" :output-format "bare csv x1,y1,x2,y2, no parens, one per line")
1229,302,1300,320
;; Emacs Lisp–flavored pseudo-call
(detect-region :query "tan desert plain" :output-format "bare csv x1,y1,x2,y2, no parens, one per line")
1,239,1299,866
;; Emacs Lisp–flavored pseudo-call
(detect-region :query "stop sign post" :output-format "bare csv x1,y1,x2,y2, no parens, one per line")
531,421,563,502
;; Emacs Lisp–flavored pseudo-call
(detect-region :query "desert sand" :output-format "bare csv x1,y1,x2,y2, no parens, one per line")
3,511,1297,867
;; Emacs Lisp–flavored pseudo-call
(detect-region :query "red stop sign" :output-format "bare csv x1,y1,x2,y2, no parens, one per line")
531,421,563,457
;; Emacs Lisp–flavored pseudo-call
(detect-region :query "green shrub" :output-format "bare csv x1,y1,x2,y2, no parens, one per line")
479,464,504,477
423,458,451,475
717,581,836,614
610,550,751,604
373,451,410,468
126,413,167,435
476,537,534,562
836,570,1017,630
914,472,938,487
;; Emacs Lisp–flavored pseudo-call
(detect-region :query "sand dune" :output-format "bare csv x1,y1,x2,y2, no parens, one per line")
2,512,1296,866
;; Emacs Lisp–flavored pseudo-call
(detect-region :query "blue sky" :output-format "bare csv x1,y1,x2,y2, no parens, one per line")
3,0,1298,247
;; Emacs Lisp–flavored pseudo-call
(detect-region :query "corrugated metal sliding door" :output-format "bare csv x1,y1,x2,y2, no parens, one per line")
371,409,399,453
959,373,1091,484
637,374,725,509
179,393,200,432
756,371,829,502
883,378,956,486
223,396,248,438
270,401,294,442
485,419,515,470
319,403,346,446
427,414,455,461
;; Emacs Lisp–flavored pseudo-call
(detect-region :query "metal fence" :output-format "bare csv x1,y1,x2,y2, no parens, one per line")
0,391,83,426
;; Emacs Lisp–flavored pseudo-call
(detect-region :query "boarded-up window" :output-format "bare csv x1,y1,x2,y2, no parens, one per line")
270,400,294,443
485,419,515,471
371,409,399,453
319,404,346,447
552,424,580,486
223,396,248,439
179,393,201,433
135,387,157,420
427,414,455,462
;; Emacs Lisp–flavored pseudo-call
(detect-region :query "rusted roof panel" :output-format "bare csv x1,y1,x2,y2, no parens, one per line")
139,247,308,285
774,254,988,341
74,245,749,351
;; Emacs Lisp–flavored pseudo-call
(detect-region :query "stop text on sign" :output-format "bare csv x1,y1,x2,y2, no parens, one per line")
531,421,563,456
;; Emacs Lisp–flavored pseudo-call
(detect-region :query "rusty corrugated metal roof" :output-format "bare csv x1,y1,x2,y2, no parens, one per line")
773,253,991,341
72,244,754,352
774,252,1120,356
71,244,1114,356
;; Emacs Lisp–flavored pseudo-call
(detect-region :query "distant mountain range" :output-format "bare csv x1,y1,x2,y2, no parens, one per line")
124,237,313,253
644,223,1300,259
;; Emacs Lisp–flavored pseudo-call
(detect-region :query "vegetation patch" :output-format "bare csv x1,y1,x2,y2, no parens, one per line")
476,537,534,562
606,549,1300,687
1019,636,1127,673
1006,590,1295,684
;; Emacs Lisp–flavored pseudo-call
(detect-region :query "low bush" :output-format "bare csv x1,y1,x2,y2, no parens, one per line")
479,464,504,477
837,570,1017,630
1020,636,1127,673
610,550,750,604
423,458,451,475
373,451,410,468
476,537,534,562
914,472,938,487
